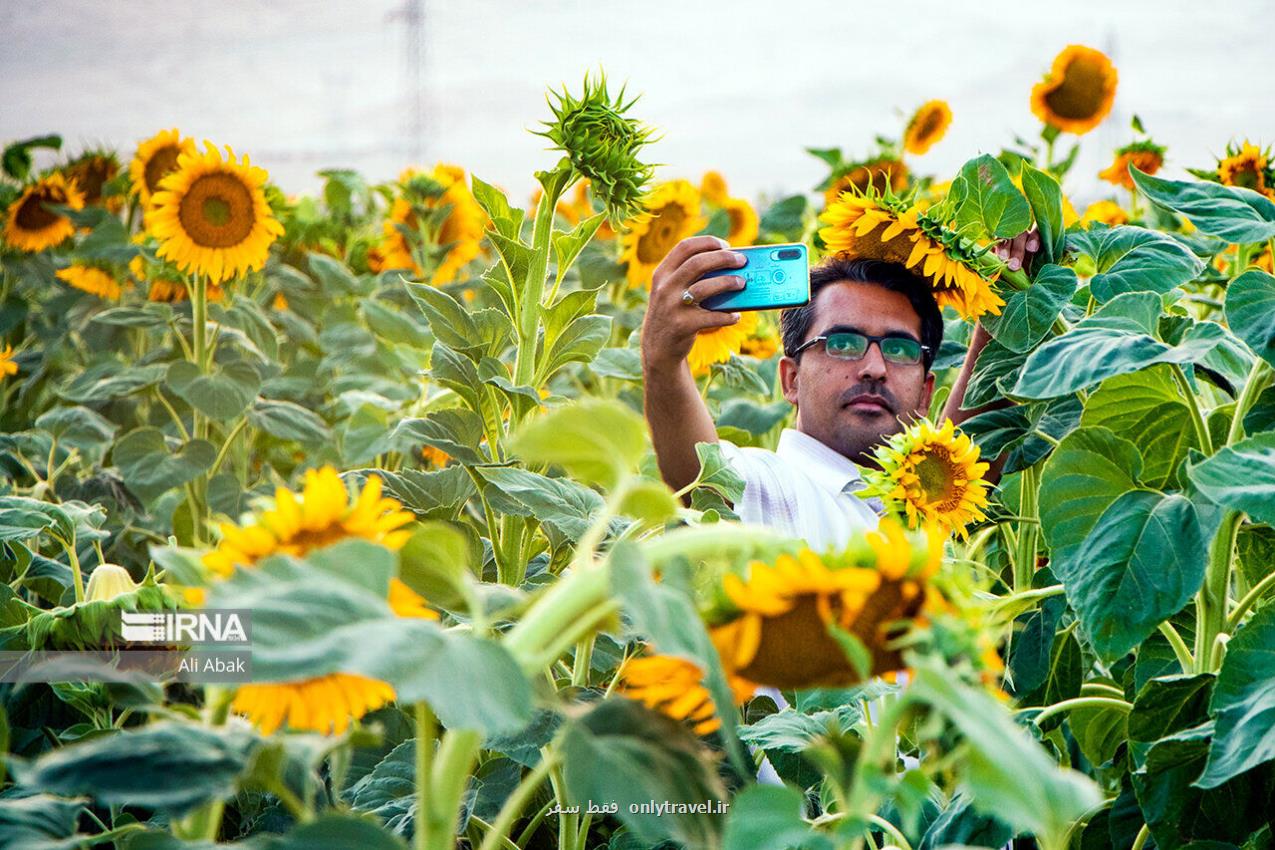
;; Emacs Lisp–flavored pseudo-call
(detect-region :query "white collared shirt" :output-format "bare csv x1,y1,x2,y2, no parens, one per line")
717,428,883,550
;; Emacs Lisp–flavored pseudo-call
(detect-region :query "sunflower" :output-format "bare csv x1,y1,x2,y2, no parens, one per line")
1080,200,1129,227
421,444,451,468
620,179,707,288
687,310,758,376
65,152,122,211
617,653,751,735
740,321,780,360
1062,194,1081,227
863,418,990,539
1217,141,1275,199
204,466,414,577
819,190,1004,320
55,264,123,300
0,345,18,380
2,173,85,253
903,100,952,156
1099,140,1165,190
700,170,729,205
1030,45,1118,135
379,164,487,285
129,128,196,207
823,158,909,208
721,196,759,247
708,520,945,691
146,142,283,285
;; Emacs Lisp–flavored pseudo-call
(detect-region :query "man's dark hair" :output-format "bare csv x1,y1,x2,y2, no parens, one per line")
779,257,943,371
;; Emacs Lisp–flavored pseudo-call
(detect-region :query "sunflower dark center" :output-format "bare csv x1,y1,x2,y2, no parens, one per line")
70,157,115,202
144,146,182,194
914,448,962,509
737,596,858,688
14,188,63,230
915,109,943,140
637,203,686,263
177,172,256,248
1044,56,1108,119
1231,162,1262,190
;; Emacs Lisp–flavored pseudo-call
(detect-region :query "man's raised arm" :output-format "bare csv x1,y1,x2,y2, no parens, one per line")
640,236,749,493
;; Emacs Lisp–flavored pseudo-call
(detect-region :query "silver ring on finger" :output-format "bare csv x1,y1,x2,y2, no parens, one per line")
681,288,697,306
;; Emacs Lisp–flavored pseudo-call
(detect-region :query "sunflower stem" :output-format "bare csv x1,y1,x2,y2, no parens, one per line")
1170,363,1213,457
1195,509,1241,673
1229,567,1275,631
513,170,567,405
187,274,211,546
477,752,560,850
1226,358,1273,446
1157,621,1195,672
1012,464,1040,593
1023,696,1132,725
427,728,482,850
414,701,436,850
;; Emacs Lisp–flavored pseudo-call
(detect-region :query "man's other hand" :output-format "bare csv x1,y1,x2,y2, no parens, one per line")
994,227,1041,272
640,236,750,374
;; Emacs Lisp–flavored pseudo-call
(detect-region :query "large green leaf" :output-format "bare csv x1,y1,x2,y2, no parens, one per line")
1012,293,1225,400
1187,432,1275,525
961,338,1029,409
1081,365,1200,488
0,793,84,848
0,496,73,544
345,466,475,521
59,362,168,403
561,698,728,849
1038,426,1143,566
1198,603,1275,788
723,784,831,850
981,263,1076,353
1224,269,1275,367
510,399,646,489
1055,490,1206,661
392,409,487,465
34,405,117,451
1131,167,1275,244
1067,225,1204,303
112,427,216,502
474,466,603,542
908,664,1102,846
1020,163,1066,265
13,723,259,814
953,154,1032,240
248,399,332,446
470,174,525,240
1127,673,1214,769
165,360,262,421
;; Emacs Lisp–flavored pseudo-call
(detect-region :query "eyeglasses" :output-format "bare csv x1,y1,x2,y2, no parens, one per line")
791,331,929,365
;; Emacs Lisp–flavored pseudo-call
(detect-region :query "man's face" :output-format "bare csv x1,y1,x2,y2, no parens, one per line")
778,281,935,466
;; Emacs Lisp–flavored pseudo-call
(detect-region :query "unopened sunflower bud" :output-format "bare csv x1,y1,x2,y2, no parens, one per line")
85,564,138,602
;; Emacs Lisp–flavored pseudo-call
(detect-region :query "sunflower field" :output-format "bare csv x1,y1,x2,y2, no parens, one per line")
2,43,1275,850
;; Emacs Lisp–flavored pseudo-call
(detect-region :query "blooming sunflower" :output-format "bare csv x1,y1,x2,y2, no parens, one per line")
700,170,729,205
708,520,945,691
822,158,909,208
617,653,751,735
740,322,780,360
65,152,122,211
1030,45,1118,135
2,173,85,253
379,164,487,285
819,189,1004,320
903,100,952,156
1099,140,1165,190
0,345,18,380
1080,200,1129,227
687,310,758,376
863,418,990,539
129,128,196,207
1217,141,1275,199
146,142,283,285
620,179,707,288
55,264,123,301
721,196,759,247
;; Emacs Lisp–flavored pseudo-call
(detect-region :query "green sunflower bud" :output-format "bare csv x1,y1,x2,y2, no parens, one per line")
536,70,658,224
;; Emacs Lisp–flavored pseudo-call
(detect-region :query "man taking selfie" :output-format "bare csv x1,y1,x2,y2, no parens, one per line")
641,234,1031,546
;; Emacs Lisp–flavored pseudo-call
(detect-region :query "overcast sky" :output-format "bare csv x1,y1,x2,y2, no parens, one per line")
3,0,1273,207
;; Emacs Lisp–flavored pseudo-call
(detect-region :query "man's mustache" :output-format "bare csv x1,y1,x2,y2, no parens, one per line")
838,383,899,414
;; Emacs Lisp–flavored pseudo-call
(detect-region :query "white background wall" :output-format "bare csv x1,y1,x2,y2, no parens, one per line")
3,0,1274,206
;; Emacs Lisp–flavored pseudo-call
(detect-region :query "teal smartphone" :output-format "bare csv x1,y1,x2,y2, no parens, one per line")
699,243,810,311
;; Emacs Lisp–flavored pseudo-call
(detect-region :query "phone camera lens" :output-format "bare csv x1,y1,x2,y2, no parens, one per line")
777,248,801,260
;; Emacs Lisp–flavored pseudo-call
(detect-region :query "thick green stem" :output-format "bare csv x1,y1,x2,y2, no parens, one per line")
1196,510,1242,673
187,275,211,546
1026,696,1132,726
1157,621,1195,672
504,564,612,672
1013,464,1040,592
415,702,436,850
1229,568,1275,630
1226,359,1273,445
1170,363,1213,457
65,541,85,604
513,179,565,395
477,754,559,850
427,729,482,850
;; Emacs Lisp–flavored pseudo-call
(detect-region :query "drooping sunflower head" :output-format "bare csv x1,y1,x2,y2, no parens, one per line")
1099,140,1165,190
818,187,1004,320
379,163,487,285
864,418,990,539
1080,200,1129,228
687,310,758,376
537,71,658,224
55,264,123,301
822,157,909,208
0,344,18,379
721,196,759,247
2,173,85,253
1030,45,1118,135
903,100,952,156
129,128,196,207
700,170,729,204
64,151,123,210
617,652,752,736
146,141,284,284
620,179,707,288
1217,140,1275,199
708,519,945,691
204,466,415,577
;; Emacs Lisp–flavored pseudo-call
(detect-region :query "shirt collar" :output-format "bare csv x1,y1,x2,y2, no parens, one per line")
775,428,865,495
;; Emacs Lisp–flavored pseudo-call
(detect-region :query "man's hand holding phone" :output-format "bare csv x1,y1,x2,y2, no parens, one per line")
640,236,749,375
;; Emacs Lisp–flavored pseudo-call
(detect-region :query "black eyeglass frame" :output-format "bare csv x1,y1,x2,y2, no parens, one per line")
790,331,931,365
